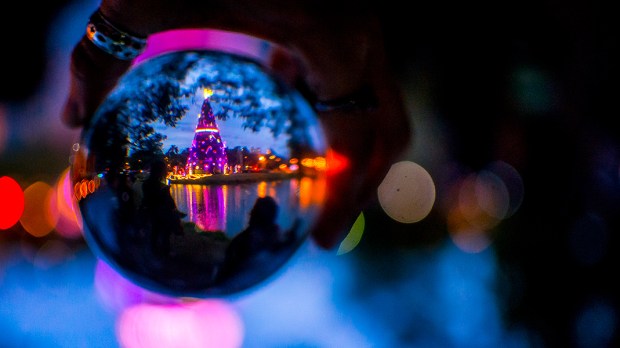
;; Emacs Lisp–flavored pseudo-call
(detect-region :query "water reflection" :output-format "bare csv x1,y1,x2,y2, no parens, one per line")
170,178,324,236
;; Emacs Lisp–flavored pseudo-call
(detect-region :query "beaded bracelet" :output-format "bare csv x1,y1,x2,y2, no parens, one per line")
86,9,147,61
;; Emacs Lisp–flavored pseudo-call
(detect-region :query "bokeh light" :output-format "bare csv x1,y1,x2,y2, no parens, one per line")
0,176,24,230
574,297,618,348
485,161,524,218
446,175,493,254
448,226,493,254
446,173,498,254
117,300,244,348
19,181,57,237
337,212,365,255
445,161,524,253
456,173,504,231
474,171,510,220
377,161,436,223
326,149,349,175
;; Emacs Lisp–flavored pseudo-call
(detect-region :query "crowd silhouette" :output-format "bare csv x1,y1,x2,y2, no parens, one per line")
140,158,185,256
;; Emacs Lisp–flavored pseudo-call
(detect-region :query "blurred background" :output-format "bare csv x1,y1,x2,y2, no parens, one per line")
1,0,619,347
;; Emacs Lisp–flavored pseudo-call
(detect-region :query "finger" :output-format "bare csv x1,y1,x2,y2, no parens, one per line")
62,36,133,128
309,64,411,249
267,46,304,89
309,106,379,248
311,113,410,249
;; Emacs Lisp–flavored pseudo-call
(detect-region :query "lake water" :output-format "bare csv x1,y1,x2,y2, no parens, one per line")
169,177,325,237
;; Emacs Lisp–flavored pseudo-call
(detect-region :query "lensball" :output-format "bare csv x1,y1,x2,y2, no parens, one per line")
71,49,327,297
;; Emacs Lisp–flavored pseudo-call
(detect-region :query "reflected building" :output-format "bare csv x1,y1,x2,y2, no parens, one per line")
186,89,228,174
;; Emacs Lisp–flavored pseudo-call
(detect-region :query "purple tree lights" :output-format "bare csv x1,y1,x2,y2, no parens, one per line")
186,89,228,174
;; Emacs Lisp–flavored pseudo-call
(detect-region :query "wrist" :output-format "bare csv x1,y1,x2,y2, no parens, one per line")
71,36,133,80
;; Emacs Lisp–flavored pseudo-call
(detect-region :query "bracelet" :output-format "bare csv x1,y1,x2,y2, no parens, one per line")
86,9,147,61
314,85,378,113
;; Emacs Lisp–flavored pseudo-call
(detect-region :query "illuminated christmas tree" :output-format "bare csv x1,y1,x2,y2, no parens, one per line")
186,89,228,174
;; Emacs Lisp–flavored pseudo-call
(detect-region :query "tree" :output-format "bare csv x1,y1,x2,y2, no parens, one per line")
165,145,179,157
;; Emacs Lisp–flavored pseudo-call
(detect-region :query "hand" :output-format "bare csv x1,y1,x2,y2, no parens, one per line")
63,0,411,249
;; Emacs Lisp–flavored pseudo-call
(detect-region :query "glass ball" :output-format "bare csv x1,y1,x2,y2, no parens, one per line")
71,50,327,297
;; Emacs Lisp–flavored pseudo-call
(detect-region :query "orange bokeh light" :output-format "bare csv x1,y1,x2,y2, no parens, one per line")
20,181,57,237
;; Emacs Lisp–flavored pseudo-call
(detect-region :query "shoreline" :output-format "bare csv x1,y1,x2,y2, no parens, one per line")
167,172,307,185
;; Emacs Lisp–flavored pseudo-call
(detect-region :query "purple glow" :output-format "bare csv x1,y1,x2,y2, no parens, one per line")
52,167,82,239
135,29,271,65
94,260,176,313
183,185,227,232
117,300,244,348
201,185,227,232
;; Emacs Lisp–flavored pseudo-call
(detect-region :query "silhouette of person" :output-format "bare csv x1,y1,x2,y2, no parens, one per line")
141,158,185,256
219,196,294,278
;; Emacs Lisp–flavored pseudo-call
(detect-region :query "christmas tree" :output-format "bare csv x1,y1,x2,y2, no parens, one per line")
186,89,228,174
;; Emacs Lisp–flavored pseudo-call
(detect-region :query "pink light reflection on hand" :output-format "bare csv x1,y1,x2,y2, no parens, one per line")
135,29,273,65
